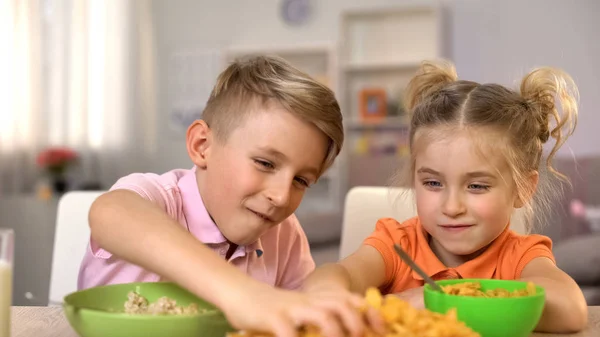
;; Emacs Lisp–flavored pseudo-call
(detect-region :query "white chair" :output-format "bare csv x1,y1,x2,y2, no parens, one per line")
339,186,526,259
48,191,105,305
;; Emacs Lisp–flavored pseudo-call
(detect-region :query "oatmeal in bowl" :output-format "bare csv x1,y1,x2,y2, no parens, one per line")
124,291,205,315
63,281,234,337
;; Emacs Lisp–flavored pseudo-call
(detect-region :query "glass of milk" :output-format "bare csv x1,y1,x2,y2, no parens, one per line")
0,229,13,337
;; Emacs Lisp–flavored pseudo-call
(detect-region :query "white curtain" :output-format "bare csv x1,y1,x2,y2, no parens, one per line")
0,0,157,195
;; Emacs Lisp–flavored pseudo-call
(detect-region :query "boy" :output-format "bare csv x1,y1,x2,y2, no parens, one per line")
78,56,362,337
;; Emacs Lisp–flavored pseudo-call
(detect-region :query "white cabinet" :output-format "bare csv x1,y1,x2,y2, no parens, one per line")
338,5,442,189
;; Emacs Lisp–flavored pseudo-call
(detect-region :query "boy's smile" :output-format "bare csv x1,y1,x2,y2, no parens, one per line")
190,103,329,246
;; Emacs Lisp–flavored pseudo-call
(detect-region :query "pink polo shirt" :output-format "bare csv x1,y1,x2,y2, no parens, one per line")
77,167,316,290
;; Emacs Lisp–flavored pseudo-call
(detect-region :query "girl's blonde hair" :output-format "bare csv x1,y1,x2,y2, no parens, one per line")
400,59,579,232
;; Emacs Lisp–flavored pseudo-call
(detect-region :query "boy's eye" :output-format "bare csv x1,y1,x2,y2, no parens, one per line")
254,159,274,170
294,177,310,188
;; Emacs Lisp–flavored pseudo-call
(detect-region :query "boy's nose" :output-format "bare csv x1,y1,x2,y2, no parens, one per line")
266,184,291,208
442,190,466,217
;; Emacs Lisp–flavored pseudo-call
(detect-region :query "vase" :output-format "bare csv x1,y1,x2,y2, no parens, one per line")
51,176,69,194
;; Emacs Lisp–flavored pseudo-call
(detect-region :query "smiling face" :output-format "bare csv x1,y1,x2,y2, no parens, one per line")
413,128,521,266
188,103,328,246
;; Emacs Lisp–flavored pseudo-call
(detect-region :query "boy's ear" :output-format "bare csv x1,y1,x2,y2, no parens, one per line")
514,170,539,208
186,120,212,169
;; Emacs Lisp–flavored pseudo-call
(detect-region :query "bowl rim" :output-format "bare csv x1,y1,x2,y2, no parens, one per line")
63,281,227,320
423,278,546,301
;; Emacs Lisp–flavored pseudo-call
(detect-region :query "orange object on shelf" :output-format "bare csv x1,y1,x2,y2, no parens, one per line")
359,88,387,122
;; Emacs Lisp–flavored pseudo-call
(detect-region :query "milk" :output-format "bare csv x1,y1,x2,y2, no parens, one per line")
0,261,11,337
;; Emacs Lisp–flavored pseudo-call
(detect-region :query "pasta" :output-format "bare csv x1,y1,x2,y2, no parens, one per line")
228,287,480,337
441,282,537,298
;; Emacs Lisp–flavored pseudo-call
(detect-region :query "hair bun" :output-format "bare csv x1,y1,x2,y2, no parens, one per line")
404,60,458,111
519,66,579,180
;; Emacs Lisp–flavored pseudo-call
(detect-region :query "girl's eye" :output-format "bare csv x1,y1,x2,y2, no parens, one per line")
424,181,442,188
469,184,490,191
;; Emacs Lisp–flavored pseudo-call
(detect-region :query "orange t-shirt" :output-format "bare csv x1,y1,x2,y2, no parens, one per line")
363,216,555,294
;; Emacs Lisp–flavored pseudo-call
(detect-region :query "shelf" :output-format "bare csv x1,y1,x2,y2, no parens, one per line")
224,42,332,57
343,60,421,73
348,153,409,187
338,4,441,128
340,5,440,67
346,117,409,131
341,4,438,18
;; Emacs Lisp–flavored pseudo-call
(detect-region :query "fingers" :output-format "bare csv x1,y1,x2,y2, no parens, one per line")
301,290,370,337
312,298,365,337
291,307,346,337
267,313,298,337
366,307,386,335
345,293,366,309
236,289,370,337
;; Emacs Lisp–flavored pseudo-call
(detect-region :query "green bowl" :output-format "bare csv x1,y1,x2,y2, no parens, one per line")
63,282,235,337
424,279,545,337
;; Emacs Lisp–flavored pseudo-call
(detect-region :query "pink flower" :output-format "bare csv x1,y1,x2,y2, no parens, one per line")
36,147,79,176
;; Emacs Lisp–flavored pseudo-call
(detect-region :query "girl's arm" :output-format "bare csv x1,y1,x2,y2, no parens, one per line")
89,189,360,337
303,245,387,295
520,257,588,333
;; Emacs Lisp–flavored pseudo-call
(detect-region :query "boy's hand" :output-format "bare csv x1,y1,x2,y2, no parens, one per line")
303,284,386,336
223,282,371,337
393,286,425,309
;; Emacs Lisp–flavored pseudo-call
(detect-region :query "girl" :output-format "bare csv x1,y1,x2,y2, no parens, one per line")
303,60,588,334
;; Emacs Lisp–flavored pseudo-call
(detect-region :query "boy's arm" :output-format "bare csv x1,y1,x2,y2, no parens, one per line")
89,189,259,309
520,257,588,333
302,245,387,294
89,189,363,337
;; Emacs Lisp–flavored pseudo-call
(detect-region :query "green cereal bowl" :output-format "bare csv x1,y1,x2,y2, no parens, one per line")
63,282,235,337
424,279,545,337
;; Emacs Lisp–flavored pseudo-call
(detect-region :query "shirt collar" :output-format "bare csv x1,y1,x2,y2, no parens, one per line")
178,166,263,258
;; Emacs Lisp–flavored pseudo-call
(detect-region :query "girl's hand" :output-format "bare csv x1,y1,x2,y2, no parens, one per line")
394,286,425,309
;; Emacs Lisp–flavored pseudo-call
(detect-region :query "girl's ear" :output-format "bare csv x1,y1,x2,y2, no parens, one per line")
186,120,212,169
514,170,539,208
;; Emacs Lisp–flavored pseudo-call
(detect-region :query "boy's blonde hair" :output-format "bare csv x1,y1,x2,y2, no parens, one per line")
399,59,579,232
201,55,343,175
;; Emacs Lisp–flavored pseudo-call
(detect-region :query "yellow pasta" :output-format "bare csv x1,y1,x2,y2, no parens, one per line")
441,282,537,298
228,287,480,337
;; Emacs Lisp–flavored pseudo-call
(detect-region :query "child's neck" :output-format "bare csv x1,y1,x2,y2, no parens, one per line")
428,236,488,268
